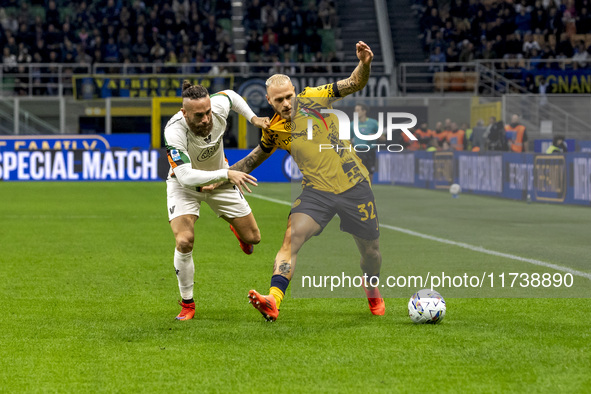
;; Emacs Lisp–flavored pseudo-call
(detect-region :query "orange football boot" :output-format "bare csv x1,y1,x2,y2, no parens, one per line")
362,282,386,316
247,290,279,321
176,300,195,320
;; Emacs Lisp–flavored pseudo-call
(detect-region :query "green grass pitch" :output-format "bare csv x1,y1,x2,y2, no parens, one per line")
0,182,589,392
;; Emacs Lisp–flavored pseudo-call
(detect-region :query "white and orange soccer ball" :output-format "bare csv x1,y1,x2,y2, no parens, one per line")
408,289,446,324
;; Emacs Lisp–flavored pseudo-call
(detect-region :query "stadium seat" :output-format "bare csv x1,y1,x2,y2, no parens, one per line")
433,72,450,92
464,72,478,91
449,72,466,91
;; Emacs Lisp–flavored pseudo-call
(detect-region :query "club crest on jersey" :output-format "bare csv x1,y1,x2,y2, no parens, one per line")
170,149,181,161
197,138,222,161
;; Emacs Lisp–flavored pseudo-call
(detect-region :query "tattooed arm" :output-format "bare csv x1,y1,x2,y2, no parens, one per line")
230,145,272,173
336,41,374,97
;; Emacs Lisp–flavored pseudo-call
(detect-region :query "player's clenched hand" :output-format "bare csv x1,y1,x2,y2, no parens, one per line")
251,116,270,129
227,170,258,193
356,41,374,65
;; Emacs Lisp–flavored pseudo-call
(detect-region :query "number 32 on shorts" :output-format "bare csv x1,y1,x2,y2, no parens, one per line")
357,202,376,221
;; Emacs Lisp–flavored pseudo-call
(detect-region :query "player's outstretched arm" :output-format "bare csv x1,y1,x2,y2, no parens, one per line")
336,41,374,97
201,146,271,192
220,90,270,128
230,145,272,174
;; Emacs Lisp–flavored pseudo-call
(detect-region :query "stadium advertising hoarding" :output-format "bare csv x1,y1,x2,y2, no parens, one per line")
375,151,591,206
73,75,234,99
0,143,292,183
523,69,591,93
0,134,151,152
236,75,392,111
73,75,391,101
0,150,165,181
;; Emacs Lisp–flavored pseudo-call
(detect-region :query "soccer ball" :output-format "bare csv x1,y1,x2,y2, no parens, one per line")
408,289,446,324
449,183,461,196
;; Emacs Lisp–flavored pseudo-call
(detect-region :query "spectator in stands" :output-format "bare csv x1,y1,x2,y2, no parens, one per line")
572,40,589,68
515,6,532,36
557,32,575,58
480,41,498,59
531,7,548,33
104,37,120,63
2,46,17,72
318,0,337,30
150,41,166,63
459,40,475,63
523,33,541,56
505,114,528,152
446,41,460,64
45,0,60,28
524,74,537,93
576,8,591,33
428,46,446,71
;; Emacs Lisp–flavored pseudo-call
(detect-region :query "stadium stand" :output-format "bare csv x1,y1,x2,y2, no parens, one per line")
414,0,591,68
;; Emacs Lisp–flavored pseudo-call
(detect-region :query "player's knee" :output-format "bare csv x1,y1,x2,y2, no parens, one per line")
362,242,381,263
245,228,261,245
176,232,194,253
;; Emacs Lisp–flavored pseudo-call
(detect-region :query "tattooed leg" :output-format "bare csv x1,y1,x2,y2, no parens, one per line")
271,213,320,280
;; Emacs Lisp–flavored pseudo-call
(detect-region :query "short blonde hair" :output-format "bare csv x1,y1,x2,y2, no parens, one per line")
266,74,291,89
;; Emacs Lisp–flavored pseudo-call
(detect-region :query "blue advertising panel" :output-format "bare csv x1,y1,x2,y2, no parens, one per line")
523,69,591,93
0,149,164,181
224,150,293,183
0,134,151,152
375,151,591,206
577,141,591,153
0,147,292,183
503,152,534,201
567,154,591,206
456,152,503,196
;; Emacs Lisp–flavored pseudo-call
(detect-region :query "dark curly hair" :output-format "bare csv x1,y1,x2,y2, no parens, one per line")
182,80,209,100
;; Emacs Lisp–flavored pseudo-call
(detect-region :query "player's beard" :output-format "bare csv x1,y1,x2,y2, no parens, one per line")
189,120,213,138
277,105,292,122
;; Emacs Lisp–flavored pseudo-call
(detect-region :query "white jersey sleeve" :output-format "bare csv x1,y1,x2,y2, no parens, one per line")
210,90,257,122
164,113,191,168
210,92,232,119
173,163,228,188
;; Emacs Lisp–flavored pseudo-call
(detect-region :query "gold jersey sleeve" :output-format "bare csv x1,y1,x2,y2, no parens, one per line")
259,83,369,194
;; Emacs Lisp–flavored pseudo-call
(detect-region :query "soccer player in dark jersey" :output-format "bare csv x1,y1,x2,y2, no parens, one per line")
232,42,384,321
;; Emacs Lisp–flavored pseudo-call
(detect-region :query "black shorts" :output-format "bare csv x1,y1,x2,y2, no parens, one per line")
291,181,380,240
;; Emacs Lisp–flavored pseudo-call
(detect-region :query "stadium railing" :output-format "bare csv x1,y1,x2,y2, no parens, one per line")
398,58,591,95
0,62,386,98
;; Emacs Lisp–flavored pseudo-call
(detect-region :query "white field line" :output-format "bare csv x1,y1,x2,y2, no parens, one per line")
249,193,591,281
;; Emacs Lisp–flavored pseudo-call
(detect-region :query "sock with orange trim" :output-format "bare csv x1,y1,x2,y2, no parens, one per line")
269,275,289,309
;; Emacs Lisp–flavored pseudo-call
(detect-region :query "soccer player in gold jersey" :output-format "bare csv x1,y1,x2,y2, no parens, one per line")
233,41,384,321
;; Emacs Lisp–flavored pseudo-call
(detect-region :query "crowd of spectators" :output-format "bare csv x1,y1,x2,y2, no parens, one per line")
417,0,591,70
0,0,234,72
242,0,339,66
0,0,342,94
